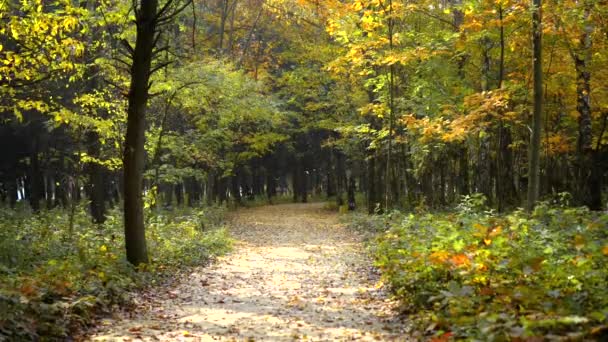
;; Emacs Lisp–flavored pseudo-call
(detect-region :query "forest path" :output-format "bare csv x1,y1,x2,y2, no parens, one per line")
89,203,407,341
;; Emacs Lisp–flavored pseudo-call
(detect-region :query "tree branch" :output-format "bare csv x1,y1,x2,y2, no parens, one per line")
149,61,173,76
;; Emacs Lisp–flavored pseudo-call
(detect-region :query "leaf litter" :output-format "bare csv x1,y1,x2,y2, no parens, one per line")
88,203,410,341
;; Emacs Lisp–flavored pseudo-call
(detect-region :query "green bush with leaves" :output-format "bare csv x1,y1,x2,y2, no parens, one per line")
366,197,608,340
0,205,232,340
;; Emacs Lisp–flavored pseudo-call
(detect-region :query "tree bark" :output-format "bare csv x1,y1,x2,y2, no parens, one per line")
573,5,602,210
526,0,543,212
28,135,43,212
123,0,159,266
231,171,241,204
87,131,106,223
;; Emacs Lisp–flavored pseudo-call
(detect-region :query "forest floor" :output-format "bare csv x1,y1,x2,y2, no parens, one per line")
87,203,409,341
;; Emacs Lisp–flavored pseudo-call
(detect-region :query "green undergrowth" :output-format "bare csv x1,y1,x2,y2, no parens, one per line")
348,196,608,340
0,204,232,341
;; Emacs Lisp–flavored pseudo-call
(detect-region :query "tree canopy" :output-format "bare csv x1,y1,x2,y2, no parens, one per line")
1,0,607,338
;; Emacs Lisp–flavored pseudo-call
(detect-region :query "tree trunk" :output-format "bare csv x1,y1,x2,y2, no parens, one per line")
206,171,215,205
123,0,159,266
299,161,308,203
8,166,17,209
28,136,43,212
87,131,106,223
526,0,542,212
367,154,378,214
266,168,276,202
335,151,345,207
526,0,544,211
497,125,518,210
347,175,356,211
231,172,241,204
175,183,184,206
573,5,602,210
478,133,492,204
218,177,228,204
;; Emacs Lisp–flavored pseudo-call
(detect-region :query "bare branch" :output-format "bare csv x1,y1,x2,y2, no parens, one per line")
412,9,458,30
152,45,170,58
120,39,135,58
149,61,173,76
154,0,177,24
113,57,133,70
103,78,128,97
157,0,194,26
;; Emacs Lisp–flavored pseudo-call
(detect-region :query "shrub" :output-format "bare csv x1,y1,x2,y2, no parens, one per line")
0,205,232,340
367,202,608,340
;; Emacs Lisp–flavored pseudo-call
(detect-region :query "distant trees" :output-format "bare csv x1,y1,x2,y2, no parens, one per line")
325,0,607,211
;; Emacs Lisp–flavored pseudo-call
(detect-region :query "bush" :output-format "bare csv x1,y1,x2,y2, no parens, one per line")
366,201,608,340
0,204,232,340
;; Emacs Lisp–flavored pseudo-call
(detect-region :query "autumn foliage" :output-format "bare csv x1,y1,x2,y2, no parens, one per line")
368,196,608,339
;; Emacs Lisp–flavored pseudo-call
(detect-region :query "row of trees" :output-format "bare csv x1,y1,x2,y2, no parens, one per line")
1,0,606,264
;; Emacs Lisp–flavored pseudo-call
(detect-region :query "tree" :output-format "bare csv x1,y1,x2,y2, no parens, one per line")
527,0,543,212
122,0,159,266
123,0,193,266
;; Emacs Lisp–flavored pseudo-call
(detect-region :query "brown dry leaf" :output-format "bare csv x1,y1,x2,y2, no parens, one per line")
88,203,408,341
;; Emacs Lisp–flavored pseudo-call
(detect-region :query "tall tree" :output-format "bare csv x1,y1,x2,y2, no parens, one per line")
527,0,543,212
123,0,159,265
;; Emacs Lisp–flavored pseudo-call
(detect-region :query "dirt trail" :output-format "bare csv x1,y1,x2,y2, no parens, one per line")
89,203,408,341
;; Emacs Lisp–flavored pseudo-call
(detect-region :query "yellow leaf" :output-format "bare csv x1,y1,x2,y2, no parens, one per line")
476,263,488,272
99,245,107,252
483,239,492,246
430,250,449,264
602,245,608,256
489,226,502,237
574,235,585,250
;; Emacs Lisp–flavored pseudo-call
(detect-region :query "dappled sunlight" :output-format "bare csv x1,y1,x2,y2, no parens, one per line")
89,203,407,341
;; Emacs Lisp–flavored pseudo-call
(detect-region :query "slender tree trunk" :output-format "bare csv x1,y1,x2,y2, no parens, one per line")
292,162,300,203
175,183,184,206
266,168,276,202
439,157,446,206
335,151,345,207
385,0,395,211
478,133,492,203
87,131,106,223
8,166,17,209
527,0,543,212
572,5,602,210
498,4,505,89
206,171,215,205
231,171,241,204
123,0,159,266
227,0,237,55
28,136,43,212
299,159,308,203
347,175,356,211
497,125,517,210
300,167,308,203
218,0,229,54
45,172,54,209
218,177,228,204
